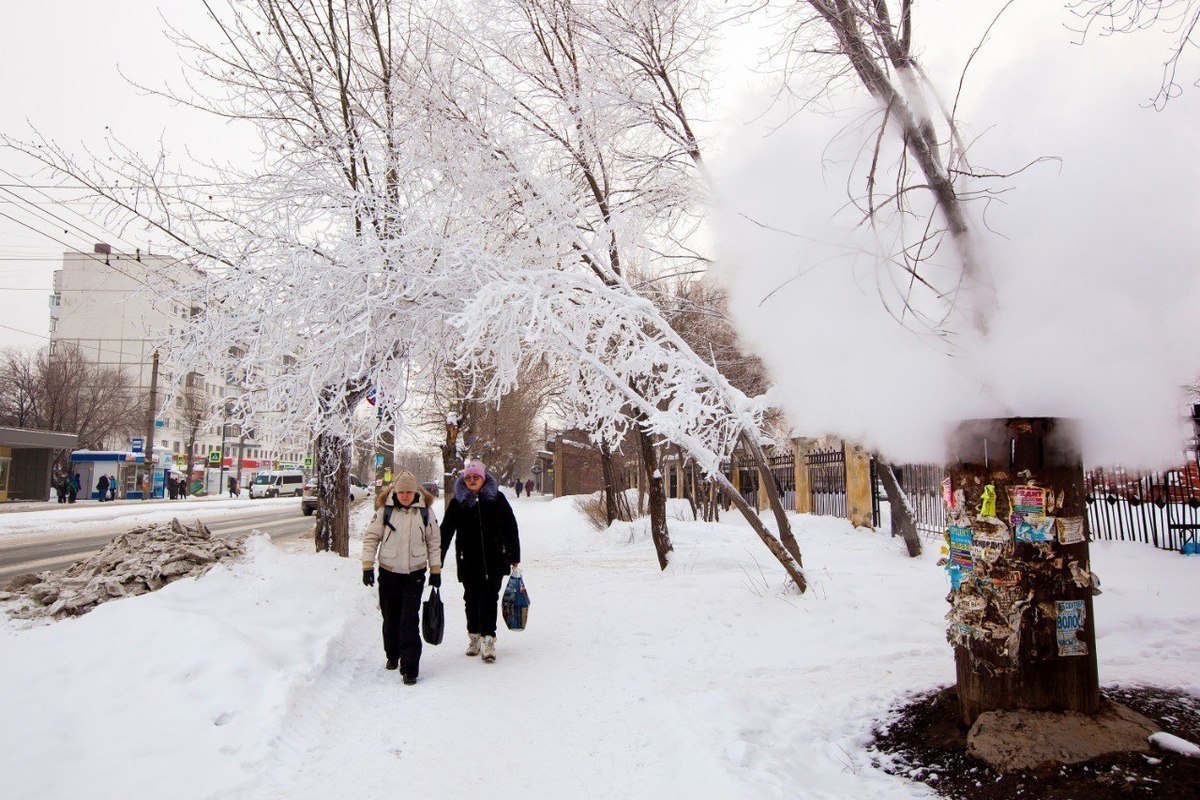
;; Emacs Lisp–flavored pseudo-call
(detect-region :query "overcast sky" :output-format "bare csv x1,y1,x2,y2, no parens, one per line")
0,1,243,351
2,1,1197,464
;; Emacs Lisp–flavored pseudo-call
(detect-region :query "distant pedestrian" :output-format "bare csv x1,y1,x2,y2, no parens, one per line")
68,473,80,503
227,476,237,498
54,475,67,503
361,471,442,685
513,478,523,498
97,474,110,502
525,478,534,496
108,475,118,501
440,460,521,663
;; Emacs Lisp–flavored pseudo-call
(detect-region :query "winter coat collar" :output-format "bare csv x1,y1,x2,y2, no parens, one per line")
454,473,498,507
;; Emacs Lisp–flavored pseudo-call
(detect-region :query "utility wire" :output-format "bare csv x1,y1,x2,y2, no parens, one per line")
0,168,145,253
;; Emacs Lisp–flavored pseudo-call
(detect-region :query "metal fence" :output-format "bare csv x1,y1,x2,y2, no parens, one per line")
806,446,847,519
889,464,948,540
769,452,796,511
886,463,1199,553
1084,467,1200,552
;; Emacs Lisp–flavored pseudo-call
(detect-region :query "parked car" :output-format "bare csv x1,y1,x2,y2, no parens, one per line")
422,481,440,498
249,470,306,499
301,475,370,516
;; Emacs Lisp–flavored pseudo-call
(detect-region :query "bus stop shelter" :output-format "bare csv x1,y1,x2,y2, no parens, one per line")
0,427,80,503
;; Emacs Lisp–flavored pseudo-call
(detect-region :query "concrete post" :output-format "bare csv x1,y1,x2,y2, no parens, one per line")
793,438,813,514
845,443,875,528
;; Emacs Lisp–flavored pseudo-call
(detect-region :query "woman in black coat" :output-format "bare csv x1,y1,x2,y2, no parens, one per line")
440,460,520,663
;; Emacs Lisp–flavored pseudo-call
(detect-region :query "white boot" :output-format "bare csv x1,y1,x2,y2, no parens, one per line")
481,635,496,663
465,634,481,657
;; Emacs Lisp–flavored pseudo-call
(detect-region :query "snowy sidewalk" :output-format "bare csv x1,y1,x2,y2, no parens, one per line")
1,494,1197,799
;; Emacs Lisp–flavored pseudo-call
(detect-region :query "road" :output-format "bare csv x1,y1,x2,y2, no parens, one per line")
0,503,322,587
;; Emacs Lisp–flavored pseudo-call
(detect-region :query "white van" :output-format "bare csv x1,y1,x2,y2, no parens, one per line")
249,470,306,499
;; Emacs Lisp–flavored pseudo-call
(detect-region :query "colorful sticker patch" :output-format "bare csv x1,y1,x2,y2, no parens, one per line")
1014,515,1056,543
1008,485,1047,517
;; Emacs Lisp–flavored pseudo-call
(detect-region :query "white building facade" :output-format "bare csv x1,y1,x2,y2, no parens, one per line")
49,245,311,491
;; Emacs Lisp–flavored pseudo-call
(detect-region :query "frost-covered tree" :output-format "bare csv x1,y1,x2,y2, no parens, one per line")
422,0,806,586
4,0,494,556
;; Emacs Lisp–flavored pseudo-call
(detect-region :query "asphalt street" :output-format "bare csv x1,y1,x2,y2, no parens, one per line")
0,502,325,587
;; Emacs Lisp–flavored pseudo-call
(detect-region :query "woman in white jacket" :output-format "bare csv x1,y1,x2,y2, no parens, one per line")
361,471,442,684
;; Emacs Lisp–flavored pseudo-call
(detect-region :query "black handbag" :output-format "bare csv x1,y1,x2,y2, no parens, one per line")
422,587,444,645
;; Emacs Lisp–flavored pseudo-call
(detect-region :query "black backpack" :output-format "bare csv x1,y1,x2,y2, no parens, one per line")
383,503,430,531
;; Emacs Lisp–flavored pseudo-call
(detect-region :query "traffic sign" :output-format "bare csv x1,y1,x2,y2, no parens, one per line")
303,455,313,468
207,451,221,465
131,437,145,453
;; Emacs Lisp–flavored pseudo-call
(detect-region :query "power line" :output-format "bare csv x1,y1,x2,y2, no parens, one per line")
0,181,246,189
0,321,49,339
0,175,144,255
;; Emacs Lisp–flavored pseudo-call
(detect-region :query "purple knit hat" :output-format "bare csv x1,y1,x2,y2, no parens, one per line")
462,460,486,479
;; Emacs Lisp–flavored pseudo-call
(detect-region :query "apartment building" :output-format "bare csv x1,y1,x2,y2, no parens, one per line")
49,245,310,487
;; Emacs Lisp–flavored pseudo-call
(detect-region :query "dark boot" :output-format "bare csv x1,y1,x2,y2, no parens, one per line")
386,658,398,670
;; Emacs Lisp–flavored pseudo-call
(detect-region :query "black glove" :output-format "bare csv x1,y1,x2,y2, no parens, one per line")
362,569,375,587
429,572,441,588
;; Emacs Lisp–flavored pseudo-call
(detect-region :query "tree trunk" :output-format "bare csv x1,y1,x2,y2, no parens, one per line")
739,432,803,564
876,459,922,557
946,418,1099,725
600,443,618,525
635,423,672,569
710,470,807,592
313,429,351,556
185,435,196,496
441,413,460,513
680,457,697,521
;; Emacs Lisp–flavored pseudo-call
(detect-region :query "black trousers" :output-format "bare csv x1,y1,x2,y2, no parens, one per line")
378,568,426,676
462,575,504,637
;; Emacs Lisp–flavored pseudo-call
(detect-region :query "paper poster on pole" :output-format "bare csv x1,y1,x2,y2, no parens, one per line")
1008,485,1046,517
1056,599,1088,657
1057,517,1086,545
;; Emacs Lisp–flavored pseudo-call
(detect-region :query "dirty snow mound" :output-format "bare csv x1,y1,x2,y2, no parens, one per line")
2,518,247,619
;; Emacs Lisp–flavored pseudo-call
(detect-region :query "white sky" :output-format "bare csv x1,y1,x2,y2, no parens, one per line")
2,1,1197,465
0,1,248,350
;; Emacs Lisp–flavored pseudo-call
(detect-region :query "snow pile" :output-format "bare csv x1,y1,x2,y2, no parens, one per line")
2,518,247,619
0,493,1196,799
1149,731,1200,758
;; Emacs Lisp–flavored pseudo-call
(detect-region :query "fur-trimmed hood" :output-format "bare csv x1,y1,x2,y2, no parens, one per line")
454,472,498,507
375,485,435,510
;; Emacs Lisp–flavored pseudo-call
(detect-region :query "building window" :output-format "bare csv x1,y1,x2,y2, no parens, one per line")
0,456,10,495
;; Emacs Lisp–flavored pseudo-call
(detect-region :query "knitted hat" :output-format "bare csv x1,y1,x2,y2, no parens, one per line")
391,470,420,493
462,460,486,479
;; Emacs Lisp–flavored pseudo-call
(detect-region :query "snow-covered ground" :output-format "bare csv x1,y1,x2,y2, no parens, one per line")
1,494,1196,799
0,496,296,541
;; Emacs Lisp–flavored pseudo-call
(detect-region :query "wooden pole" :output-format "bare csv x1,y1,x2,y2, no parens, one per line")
946,418,1100,725
141,350,159,501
